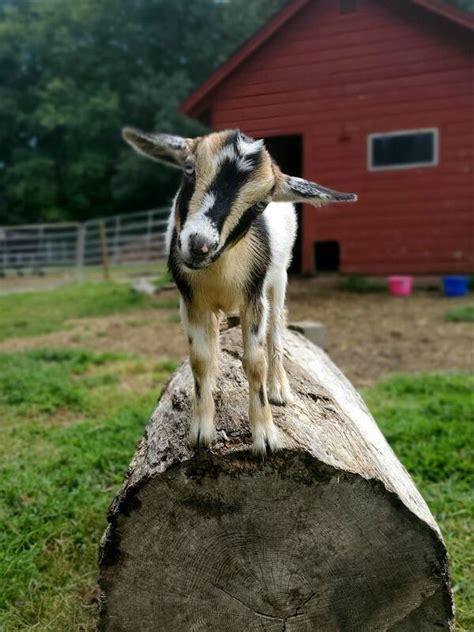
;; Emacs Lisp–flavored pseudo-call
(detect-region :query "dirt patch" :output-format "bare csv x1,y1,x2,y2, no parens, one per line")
287,278,474,386
0,308,188,363
1,279,472,387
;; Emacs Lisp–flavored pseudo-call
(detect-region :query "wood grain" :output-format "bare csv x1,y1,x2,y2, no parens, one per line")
98,328,454,631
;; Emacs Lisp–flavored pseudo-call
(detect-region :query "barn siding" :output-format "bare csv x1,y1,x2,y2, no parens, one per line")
208,0,473,274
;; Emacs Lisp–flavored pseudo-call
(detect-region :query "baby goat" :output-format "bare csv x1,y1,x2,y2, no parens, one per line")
123,127,357,454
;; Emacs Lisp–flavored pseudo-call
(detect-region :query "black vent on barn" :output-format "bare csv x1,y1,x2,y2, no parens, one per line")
340,0,357,13
314,240,340,272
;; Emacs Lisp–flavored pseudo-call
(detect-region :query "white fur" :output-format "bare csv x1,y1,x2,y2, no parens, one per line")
179,212,219,262
211,144,236,170
168,200,297,455
236,155,256,172
264,202,296,407
237,135,264,156
165,193,178,254
200,191,216,213
264,202,297,274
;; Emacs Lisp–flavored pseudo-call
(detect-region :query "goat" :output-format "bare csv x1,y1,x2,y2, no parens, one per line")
123,127,357,455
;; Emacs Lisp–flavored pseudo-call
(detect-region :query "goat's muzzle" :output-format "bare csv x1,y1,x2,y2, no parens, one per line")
183,233,219,269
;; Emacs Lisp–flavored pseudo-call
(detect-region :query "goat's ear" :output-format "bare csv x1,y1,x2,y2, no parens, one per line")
272,172,357,206
122,127,191,169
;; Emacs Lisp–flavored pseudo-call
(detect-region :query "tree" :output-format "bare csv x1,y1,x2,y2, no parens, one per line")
445,0,473,10
0,0,287,225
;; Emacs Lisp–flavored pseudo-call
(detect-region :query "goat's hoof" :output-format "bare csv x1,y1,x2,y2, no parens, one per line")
268,385,293,406
189,422,216,449
252,425,280,457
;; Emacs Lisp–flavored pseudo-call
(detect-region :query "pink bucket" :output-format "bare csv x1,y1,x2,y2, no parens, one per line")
388,275,414,297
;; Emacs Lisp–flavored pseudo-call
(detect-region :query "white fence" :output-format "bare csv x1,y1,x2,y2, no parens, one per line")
0,208,169,277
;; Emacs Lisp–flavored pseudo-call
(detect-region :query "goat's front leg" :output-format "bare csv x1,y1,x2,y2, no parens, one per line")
181,301,219,447
267,273,292,405
241,297,280,456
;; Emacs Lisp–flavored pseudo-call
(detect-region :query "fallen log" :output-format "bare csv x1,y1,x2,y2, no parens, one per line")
98,328,454,631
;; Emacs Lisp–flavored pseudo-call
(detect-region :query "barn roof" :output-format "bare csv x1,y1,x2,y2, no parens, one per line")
180,0,474,119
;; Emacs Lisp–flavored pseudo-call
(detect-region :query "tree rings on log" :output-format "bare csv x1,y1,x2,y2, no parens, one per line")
98,328,454,631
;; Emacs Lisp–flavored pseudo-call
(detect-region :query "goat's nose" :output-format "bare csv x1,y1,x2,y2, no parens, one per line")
189,233,216,259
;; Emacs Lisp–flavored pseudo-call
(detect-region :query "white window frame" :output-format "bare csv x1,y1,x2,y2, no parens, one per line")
367,128,439,172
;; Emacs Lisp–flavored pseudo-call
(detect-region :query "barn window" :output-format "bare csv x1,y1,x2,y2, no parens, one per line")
368,129,438,171
314,241,340,272
340,0,357,13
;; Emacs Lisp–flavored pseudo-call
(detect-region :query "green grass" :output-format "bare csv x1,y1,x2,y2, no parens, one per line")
340,275,386,293
0,281,179,341
0,347,471,629
153,270,174,289
445,304,474,322
0,348,177,631
363,373,474,630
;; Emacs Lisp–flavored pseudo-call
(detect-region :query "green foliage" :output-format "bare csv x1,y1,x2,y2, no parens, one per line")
445,304,474,322
445,0,474,10
0,0,288,225
363,373,474,629
340,275,386,293
0,280,178,341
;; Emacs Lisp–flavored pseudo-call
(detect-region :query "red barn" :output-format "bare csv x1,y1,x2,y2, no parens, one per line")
181,0,474,275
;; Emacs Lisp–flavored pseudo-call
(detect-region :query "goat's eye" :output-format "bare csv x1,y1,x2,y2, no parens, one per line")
254,201,267,212
184,162,195,177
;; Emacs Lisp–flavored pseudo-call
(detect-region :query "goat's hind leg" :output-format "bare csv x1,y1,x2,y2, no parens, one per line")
241,297,280,455
267,271,292,405
181,301,219,447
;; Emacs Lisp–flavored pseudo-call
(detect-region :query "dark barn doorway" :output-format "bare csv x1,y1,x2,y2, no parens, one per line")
263,135,303,274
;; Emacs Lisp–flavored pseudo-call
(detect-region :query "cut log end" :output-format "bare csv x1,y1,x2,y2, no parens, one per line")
98,329,454,631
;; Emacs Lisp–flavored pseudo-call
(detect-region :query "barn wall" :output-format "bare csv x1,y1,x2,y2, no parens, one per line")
208,0,474,274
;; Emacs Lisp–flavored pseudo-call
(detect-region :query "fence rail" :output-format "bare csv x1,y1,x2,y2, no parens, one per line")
0,208,169,277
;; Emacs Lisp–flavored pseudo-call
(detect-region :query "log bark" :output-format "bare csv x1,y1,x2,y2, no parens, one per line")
98,328,454,631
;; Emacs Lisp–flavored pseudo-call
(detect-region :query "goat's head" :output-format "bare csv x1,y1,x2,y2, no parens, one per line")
123,127,357,270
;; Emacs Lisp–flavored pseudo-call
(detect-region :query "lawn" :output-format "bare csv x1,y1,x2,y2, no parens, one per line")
445,304,474,323
0,282,472,630
339,275,386,293
363,373,474,630
0,280,178,341
0,347,177,631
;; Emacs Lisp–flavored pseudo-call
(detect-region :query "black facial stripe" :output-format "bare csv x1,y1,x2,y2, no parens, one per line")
168,229,192,303
205,159,250,231
244,215,271,305
204,138,263,232
176,176,195,226
224,204,259,250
